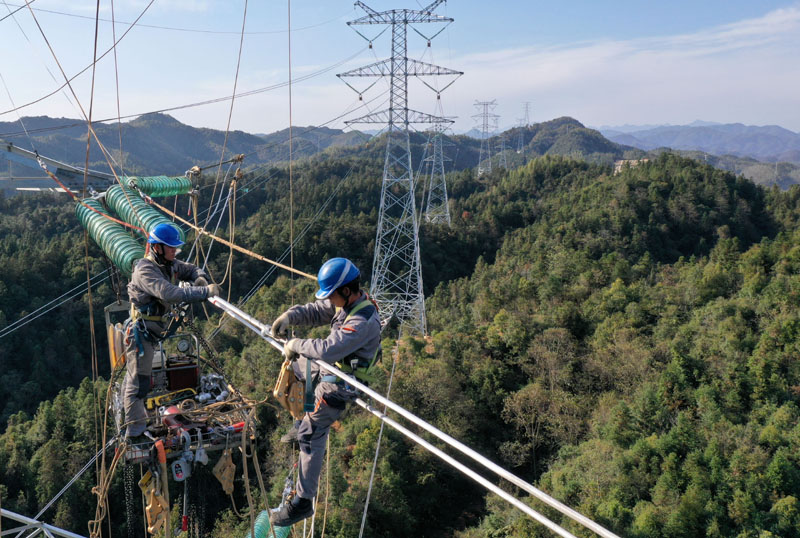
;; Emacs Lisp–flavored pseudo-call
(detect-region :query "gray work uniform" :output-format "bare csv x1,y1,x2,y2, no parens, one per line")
283,293,381,499
122,254,209,436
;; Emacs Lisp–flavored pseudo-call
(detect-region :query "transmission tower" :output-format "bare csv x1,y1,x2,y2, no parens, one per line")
473,100,498,177
516,102,531,153
496,135,508,170
424,124,453,225
339,0,461,335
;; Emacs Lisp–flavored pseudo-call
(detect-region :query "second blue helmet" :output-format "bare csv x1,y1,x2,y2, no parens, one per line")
316,258,360,299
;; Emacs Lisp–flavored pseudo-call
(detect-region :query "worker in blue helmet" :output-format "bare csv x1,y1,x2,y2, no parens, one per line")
269,257,381,527
122,223,222,442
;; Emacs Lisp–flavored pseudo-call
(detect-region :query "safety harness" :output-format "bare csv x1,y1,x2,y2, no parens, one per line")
128,254,188,356
319,297,382,386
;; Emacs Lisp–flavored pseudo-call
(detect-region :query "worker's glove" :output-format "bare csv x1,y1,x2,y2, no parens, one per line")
271,311,291,338
284,338,300,361
194,276,209,287
206,284,222,298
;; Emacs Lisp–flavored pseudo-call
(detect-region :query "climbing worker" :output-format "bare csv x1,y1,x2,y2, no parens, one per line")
269,257,381,527
123,222,221,442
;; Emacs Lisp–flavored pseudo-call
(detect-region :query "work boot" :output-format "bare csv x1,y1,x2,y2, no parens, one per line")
125,429,155,446
270,496,313,527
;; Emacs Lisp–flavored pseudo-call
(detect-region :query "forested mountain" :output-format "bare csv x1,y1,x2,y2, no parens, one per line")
602,122,800,165
3,148,800,536
0,113,368,176
0,114,638,184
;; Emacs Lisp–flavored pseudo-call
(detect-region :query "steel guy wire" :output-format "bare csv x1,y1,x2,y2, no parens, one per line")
0,3,350,35
0,272,111,340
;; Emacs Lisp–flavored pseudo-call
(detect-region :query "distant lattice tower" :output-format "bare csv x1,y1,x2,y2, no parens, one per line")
517,101,531,154
473,100,498,177
338,1,462,335
424,123,453,226
496,134,508,170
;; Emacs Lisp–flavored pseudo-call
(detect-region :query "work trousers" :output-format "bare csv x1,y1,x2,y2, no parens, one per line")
122,328,156,437
292,356,356,499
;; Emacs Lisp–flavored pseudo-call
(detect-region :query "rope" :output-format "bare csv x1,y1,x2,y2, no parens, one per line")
145,196,316,280
358,345,398,538
207,0,248,232
84,0,103,489
2,0,157,119
288,0,295,306
110,0,125,177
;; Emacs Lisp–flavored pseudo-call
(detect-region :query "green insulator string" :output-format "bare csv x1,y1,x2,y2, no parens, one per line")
76,198,144,277
105,184,185,242
126,175,192,197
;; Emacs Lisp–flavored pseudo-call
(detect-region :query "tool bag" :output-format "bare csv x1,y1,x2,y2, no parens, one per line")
273,358,305,420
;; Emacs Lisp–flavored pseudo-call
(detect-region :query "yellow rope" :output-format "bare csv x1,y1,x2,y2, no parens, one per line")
147,197,316,281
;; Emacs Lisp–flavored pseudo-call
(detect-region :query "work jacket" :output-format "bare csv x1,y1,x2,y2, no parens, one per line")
128,254,209,323
284,293,381,367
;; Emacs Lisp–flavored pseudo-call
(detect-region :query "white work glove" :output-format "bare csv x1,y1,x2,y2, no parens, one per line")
206,284,222,298
284,338,300,361
194,276,209,287
271,311,291,338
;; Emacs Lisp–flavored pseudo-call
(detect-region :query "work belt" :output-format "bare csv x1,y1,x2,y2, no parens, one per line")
129,303,184,356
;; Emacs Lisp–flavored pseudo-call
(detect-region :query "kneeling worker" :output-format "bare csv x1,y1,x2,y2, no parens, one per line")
123,223,221,442
269,257,381,526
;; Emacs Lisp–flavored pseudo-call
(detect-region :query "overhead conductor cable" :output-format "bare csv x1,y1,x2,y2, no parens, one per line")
207,296,620,538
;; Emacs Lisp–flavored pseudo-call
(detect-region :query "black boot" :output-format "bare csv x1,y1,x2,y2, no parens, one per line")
270,496,313,527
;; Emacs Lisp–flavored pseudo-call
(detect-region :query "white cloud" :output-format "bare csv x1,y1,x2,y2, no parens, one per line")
445,6,800,132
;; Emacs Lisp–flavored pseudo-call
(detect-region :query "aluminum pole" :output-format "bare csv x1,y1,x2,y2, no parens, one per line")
208,296,619,538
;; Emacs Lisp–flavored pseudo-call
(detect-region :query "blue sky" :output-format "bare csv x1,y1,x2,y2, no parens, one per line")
1,0,798,136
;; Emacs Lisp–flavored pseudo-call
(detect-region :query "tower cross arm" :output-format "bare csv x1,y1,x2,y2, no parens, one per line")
338,58,462,78
345,108,454,125
348,0,452,25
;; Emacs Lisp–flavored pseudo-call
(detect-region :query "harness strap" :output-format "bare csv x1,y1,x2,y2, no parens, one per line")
303,358,315,412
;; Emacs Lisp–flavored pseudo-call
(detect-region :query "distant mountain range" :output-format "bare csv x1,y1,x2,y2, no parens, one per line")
0,113,368,176
598,122,800,165
2,113,799,191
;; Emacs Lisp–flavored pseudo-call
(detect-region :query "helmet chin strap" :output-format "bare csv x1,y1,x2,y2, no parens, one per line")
151,244,172,267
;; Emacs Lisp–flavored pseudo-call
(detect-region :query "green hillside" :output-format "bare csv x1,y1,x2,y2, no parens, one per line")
2,152,800,537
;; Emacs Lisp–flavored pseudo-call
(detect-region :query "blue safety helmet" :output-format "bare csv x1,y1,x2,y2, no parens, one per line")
148,223,184,247
315,257,360,299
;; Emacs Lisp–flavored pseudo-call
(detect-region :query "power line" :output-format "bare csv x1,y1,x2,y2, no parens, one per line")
0,3,349,35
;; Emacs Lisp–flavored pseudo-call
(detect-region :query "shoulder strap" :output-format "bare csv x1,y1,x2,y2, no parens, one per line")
344,298,372,322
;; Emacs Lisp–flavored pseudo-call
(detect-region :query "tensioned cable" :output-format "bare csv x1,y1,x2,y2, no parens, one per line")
0,0,32,23
109,0,125,178
288,0,295,303
82,0,103,490
0,3,348,35
0,0,156,119
0,272,111,340
16,438,116,534
358,348,398,538
206,158,362,341
0,44,365,121
0,89,387,341
210,298,619,538
207,0,248,229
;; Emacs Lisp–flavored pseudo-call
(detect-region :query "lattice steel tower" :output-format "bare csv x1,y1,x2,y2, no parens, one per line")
496,134,509,170
517,101,531,153
339,1,461,334
473,100,498,177
424,124,452,225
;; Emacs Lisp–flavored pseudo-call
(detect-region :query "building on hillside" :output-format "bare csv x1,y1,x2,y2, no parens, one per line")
614,159,649,175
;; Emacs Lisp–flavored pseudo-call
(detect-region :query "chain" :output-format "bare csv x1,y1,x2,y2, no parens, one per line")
183,315,225,375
